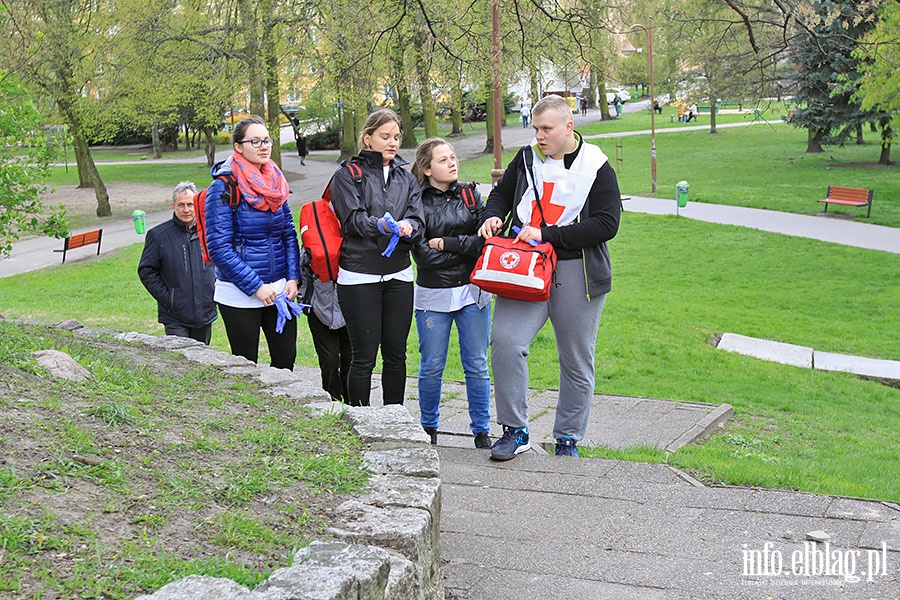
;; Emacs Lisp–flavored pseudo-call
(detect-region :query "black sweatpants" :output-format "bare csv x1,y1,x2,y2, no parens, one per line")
337,279,413,406
217,303,297,370
307,311,351,402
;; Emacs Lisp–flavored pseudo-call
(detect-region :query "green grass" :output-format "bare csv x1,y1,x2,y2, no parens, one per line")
46,162,212,187
461,112,900,227
56,147,207,163
1,213,898,501
0,319,367,598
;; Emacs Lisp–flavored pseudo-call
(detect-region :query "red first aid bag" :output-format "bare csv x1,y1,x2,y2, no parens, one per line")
470,237,557,302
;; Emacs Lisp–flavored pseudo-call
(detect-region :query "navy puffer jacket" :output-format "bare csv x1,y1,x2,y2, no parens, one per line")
204,157,301,296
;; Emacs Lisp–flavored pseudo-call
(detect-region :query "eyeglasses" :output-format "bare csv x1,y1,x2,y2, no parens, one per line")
236,137,274,148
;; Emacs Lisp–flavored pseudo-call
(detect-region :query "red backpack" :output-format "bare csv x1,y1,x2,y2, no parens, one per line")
299,161,363,282
195,174,240,263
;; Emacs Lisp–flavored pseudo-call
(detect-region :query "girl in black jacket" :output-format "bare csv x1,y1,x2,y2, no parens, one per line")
330,109,424,407
411,138,492,448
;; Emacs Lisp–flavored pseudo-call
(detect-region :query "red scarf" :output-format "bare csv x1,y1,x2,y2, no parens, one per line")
230,151,290,212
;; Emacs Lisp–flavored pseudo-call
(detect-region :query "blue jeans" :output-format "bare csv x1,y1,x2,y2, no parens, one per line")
416,302,491,434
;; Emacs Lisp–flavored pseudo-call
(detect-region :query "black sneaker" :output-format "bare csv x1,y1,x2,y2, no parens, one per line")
490,426,530,461
555,436,579,457
474,432,491,449
423,427,438,445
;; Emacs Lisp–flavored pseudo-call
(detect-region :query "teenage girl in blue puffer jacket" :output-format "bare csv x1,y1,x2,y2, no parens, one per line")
204,115,301,370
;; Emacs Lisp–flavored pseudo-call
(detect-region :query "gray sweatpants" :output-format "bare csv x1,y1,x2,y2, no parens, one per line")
490,258,606,441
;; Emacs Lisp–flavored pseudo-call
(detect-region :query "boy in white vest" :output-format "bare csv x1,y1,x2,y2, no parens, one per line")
478,94,621,460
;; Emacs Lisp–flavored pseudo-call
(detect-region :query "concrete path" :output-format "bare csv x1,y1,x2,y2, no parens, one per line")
439,447,900,599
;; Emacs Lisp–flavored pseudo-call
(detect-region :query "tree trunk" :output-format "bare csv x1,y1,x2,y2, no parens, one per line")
598,81,611,120
450,64,463,136
397,85,417,148
415,37,438,139
856,124,864,145
709,100,718,134
879,124,892,165
151,122,162,159
530,68,539,107
239,0,266,117
340,100,356,162
72,135,111,217
264,29,282,168
390,37,417,148
57,95,110,216
203,128,216,168
806,128,824,153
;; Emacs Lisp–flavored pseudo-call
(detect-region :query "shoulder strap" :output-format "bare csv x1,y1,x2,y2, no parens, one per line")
322,160,365,203
523,147,548,226
459,183,478,214
217,174,241,213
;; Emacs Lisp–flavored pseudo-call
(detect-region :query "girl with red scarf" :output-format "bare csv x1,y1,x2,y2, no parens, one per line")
204,116,301,369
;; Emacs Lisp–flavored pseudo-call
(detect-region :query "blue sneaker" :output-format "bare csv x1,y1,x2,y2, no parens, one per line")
555,436,579,457
490,426,530,461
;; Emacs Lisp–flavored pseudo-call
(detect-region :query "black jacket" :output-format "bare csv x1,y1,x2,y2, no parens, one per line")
413,182,486,289
330,150,424,275
484,136,621,298
138,215,217,328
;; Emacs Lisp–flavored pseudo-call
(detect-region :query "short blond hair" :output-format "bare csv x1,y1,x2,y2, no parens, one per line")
532,95,573,122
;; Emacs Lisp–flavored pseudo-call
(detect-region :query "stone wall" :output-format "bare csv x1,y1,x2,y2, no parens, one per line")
52,322,443,600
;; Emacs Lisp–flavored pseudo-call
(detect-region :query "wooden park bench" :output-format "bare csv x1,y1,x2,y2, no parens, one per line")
818,186,873,218
54,228,103,263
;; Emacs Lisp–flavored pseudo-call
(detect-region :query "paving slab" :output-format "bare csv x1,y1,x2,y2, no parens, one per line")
438,447,900,599
716,332,900,384
718,332,814,368
391,377,728,454
815,351,900,383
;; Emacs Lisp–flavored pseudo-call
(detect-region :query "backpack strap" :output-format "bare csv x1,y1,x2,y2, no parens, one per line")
218,173,241,213
523,147,549,227
321,160,365,204
459,182,478,215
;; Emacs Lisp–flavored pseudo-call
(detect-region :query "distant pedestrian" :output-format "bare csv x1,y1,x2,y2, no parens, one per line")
581,97,588,116
296,131,308,165
521,105,530,128
686,103,698,123
677,103,686,122
613,96,623,117
138,182,217,344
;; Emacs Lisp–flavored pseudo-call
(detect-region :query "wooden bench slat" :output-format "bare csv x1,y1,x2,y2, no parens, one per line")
819,186,873,218
55,228,103,263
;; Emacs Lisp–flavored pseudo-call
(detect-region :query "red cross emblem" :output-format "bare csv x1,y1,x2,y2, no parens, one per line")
529,181,566,227
499,251,521,269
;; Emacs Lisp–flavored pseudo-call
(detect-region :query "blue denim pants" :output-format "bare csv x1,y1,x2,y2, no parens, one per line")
415,302,491,434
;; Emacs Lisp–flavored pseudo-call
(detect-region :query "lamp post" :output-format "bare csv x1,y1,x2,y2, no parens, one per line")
623,17,656,194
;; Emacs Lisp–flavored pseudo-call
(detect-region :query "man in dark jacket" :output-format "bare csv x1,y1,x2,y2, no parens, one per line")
138,182,217,344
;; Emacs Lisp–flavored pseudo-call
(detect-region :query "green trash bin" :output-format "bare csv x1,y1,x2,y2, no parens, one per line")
132,210,147,234
676,181,689,208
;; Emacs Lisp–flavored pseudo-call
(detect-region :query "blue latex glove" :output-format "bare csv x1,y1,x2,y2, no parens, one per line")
379,211,404,257
512,225,539,247
274,293,311,334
